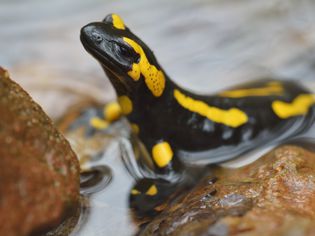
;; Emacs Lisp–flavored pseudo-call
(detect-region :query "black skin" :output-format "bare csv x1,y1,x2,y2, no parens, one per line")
80,14,315,214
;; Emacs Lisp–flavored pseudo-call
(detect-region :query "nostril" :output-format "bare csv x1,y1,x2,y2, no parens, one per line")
91,32,103,43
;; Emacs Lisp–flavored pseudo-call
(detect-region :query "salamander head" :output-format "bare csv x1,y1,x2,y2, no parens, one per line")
81,14,166,97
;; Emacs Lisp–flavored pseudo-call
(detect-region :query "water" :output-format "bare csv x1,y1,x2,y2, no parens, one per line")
59,118,139,235
80,165,112,195
71,137,138,236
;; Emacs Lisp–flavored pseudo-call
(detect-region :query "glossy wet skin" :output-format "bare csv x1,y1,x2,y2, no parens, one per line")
81,23,137,74
81,16,162,96
81,23,134,94
81,14,315,214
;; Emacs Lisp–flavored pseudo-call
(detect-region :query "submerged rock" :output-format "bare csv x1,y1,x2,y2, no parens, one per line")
139,145,315,236
0,67,80,236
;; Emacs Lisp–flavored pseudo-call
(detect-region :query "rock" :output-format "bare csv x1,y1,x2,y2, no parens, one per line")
139,145,315,236
0,67,80,236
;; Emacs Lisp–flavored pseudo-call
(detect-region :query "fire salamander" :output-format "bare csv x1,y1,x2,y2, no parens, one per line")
80,14,315,214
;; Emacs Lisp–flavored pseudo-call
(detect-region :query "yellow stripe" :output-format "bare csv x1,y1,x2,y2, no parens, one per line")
112,14,125,30
123,37,165,97
219,82,284,98
272,94,315,119
174,89,248,128
146,185,158,196
128,63,141,81
152,142,173,168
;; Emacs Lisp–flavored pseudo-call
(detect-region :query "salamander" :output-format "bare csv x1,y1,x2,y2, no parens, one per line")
80,13,315,214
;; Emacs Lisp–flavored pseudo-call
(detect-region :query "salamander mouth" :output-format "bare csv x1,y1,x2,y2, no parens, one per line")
80,31,133,93
80,33,123,74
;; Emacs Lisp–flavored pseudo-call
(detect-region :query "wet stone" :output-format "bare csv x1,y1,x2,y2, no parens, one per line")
219,194,247,208
139,145,315,236
0,67,80,236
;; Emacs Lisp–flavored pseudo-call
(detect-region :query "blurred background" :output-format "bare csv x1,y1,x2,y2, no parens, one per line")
1,0,315,119
1,0,315,235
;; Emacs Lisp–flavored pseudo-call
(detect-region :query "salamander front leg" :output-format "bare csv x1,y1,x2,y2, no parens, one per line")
129,140,183,215
149,140,183,180
129,178,178,216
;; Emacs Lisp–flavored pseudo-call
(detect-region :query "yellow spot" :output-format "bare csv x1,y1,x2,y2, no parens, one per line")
104,102,122,122
123,37,165,97
131,189,141,195
174,89,248,128
89,117,109,129
272,94,315,119
152,142,173,168
219,82,284,98
118,95,133,115
131,123,140,134
146,185,158,196
112,14,125,30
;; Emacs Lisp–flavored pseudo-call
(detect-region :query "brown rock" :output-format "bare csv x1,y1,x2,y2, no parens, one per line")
0,67,80,236
140,145,315,236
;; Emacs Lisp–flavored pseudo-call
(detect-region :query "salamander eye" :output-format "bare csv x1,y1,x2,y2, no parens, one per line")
119,45,132,57
117,44,134,57
91,32,103,43
117,44,140,62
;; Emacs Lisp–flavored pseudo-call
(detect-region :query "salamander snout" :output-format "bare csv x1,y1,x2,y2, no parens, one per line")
80,23,105,46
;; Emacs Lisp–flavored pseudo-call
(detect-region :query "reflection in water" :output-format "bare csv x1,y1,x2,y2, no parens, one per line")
286,137,315,153
55,106,139,235
73,142,138,236
80,165,113,195
66,119,138,236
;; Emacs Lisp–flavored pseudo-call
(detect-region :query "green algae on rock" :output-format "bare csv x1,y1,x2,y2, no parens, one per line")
0,67,80,236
